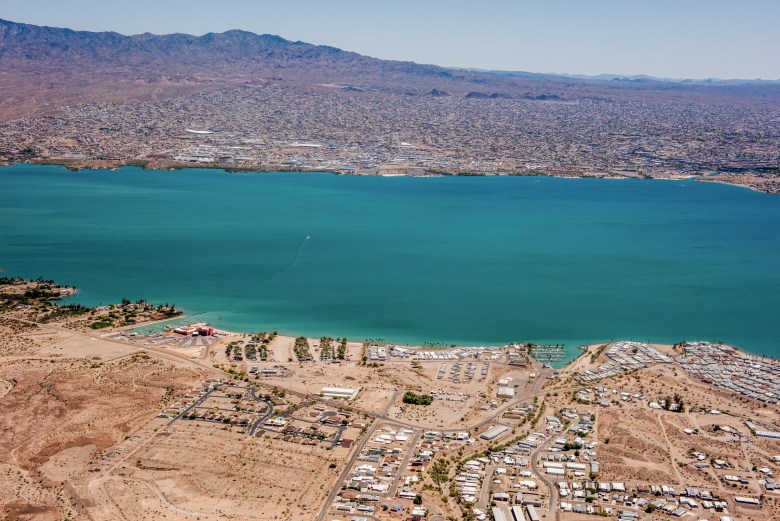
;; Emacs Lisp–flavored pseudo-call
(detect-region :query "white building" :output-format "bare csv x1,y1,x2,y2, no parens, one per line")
321,387,359,400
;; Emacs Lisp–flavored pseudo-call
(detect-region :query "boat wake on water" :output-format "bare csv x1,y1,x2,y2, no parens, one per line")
260,235,311,287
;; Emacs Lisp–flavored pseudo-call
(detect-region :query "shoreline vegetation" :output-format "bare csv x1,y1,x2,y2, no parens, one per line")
0,276,181,331
1,158,776,195
0,275,763,366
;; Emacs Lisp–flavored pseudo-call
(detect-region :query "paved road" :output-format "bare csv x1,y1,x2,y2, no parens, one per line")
247,387,275,436
315,418,380,521
529,436,560,521
13,315,220,372
388,429,423,496
477,463,496,509
166,389,214,426
315,391,399,521
330,424,348,450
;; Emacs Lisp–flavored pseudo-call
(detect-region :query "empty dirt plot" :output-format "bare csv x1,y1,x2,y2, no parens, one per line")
90,421,342,520
353,388,396,414
386,365,535,430
392,392,479,429
39,331,139,360
0,315,55,355
0,352,205,520
597,407,681,484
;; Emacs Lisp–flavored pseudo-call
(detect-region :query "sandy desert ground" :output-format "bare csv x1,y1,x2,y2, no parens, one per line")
5,278,780,521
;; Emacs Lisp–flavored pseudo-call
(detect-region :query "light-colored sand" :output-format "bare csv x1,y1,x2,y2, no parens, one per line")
39,444,97,482
4,279,779,520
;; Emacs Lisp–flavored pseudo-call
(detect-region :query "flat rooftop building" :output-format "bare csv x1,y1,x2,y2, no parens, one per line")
511,505,527,521
481,424,510,441
497,386,515,398
321,387,359,400
492,507,508,521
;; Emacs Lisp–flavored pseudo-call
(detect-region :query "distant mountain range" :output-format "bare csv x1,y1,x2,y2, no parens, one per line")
0,18,505,87
1,18,779,120
459,68,780,85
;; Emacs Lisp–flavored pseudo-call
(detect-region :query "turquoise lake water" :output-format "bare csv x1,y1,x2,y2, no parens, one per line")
2,164,779,362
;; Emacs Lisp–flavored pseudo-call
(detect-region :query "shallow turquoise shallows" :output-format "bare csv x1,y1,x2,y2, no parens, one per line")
2,164,780,363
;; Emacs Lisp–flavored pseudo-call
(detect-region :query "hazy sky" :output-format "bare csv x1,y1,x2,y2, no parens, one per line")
3,0,779,79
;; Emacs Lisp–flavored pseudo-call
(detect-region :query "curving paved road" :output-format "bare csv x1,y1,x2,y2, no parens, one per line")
246,387,275,436
529,436,560,521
